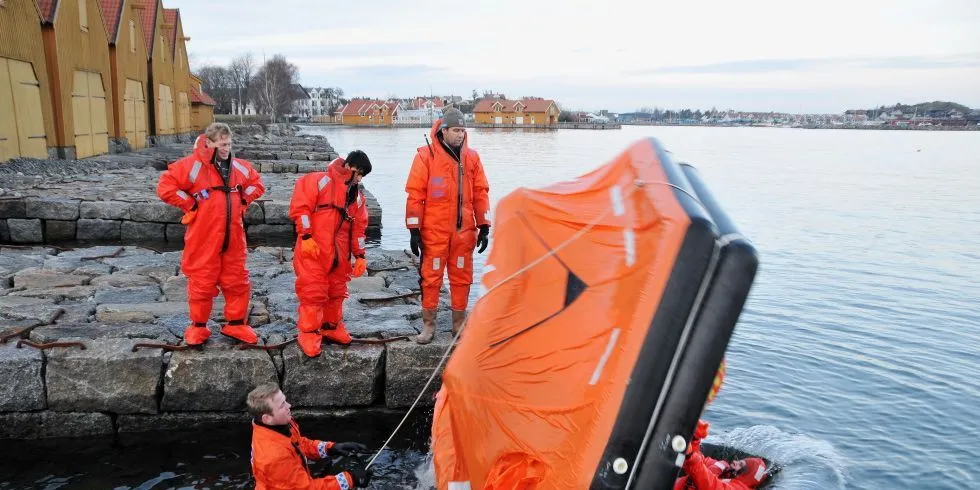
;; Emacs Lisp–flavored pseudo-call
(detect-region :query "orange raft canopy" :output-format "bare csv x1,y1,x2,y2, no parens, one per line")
431,137,759,490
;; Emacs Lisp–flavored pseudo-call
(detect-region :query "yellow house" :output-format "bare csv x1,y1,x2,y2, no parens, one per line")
339,99,399,126
0,0,57,161
135,0,175,143
38,0,116,159
100,0,149,151
163,7,191,140
188,73,215,132
474,97,560,125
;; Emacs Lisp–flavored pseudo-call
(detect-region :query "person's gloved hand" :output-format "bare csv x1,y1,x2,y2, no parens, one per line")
694,420,710,441
300,234,320,258
180,204,198,225
329,441,368,456
348,467,373,488
409,228,422,256
477,225,490,253
353,256,367,277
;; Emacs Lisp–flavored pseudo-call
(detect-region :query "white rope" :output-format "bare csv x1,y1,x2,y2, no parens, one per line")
366,179,697,468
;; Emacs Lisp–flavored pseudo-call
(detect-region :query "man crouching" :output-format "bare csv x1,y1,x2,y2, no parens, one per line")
247,383,372,489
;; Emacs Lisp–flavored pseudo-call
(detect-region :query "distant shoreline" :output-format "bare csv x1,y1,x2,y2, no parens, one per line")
620,122,980,131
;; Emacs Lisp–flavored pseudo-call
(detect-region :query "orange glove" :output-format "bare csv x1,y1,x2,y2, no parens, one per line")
687,420,709,455
352,256,367,277
300,234,320,258
180,207,197,225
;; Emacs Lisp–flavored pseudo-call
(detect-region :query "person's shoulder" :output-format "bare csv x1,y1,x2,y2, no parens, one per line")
232,157,259,171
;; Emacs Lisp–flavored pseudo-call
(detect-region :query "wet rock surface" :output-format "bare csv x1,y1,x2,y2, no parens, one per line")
0,243,458,438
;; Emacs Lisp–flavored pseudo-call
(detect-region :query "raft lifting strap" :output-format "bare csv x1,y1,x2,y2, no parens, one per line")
366,179,707,469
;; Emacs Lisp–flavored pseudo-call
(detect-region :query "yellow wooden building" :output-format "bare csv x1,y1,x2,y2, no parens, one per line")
163,7,190,140
38,0,116,159
474,97,560,125
135,0,174,143
100,0,148,150
339,99,399,126
0,0,57,162
188,73,214,132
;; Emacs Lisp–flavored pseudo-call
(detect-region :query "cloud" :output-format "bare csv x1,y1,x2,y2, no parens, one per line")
630,53,980,75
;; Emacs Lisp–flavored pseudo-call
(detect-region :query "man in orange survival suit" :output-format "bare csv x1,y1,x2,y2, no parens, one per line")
289,150,371,357
157,123,265,345
675,360,770,490
404,108,490,344
247,382,372,489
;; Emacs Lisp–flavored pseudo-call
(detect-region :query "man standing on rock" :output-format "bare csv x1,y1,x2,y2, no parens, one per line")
157,122,265,346
404,108,491,344
288,150,372,357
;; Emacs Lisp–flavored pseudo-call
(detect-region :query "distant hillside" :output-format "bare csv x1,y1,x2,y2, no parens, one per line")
864,101,974,115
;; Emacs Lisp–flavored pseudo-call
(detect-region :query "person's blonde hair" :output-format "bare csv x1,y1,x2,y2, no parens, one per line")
205,122,232,141
246,382,280,420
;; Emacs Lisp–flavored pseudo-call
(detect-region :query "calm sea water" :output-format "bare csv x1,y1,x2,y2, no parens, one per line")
308,125,980,490
1,126,976,489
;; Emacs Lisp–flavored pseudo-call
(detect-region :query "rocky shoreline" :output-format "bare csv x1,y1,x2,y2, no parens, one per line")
0,124,381,245
0,124,450,441
0,244,456,440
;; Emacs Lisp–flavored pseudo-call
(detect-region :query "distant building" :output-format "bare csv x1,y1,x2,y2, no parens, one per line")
338,99,399,126
188,73,215,131
473,96,560,125
101,0,150,150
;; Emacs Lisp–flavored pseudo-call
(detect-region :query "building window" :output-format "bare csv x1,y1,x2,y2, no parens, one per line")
129,21,136,52
79,0,88,31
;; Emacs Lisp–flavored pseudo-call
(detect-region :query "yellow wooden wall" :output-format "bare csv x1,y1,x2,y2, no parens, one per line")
0,0,57,157
148,1,174,135
172,17,191,135
109,0,149,148
190,104,214,132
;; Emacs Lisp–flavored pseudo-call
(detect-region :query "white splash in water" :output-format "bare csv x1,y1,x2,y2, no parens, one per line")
411,452,436,490
708,425,847,490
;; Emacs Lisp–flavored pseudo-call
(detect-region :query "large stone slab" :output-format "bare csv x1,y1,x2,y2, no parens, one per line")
96,302,190,323
58,245,124,260
282,343,384,408
261,201,291,224
0,342,45,411
121,221,166,241
247,224,294,237
90,272,158,288
245,204,265,224
117,412,250,434
7,218,42,243
45,220,77,241
0,412,113,439
166,223,186,242
76,218,122,240
129,202,182,222
12,269,89,289
94,285,163,304
385,335,454,408
0,219,8,242
0,198,27,218
46,338,162,414
25,197,80,220
162,336,278,411
10,285,96,301
79,201,131,220
29,322,175,344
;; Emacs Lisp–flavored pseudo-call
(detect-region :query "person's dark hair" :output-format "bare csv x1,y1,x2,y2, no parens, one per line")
345,150,372,177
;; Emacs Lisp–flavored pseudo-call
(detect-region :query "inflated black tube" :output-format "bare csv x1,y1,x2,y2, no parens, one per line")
630,164,759,490
589,140,719,490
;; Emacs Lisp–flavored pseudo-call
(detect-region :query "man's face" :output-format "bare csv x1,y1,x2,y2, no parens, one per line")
261,390,291,426
442,127,465,147
209,134,232,160
345,164,364,184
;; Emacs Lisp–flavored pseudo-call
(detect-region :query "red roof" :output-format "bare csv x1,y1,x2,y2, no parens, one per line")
189,84,216,106
411,97,445,109
36,0,57,23
474,97,557,114
135,0,156,56
340,99,399,116
162,8,178,57
98,0,124,42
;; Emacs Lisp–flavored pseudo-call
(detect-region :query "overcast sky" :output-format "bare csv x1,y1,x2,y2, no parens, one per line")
168,0,980,113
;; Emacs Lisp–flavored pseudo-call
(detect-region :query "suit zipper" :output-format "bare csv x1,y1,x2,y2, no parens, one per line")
456,159,463,230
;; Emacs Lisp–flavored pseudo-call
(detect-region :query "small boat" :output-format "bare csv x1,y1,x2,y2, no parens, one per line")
430,137,760,489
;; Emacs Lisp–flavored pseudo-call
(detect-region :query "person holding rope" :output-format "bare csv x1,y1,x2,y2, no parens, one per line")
404,108,491,344
247,383,372,489
157,123,265,346
289,150,372,357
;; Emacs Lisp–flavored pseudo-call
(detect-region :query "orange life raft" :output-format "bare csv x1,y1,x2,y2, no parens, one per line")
430,137,759,489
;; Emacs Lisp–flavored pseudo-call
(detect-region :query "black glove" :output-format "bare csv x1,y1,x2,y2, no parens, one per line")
348,467,373,488
329,441,368,456
409,228,422,256
477,225,490,254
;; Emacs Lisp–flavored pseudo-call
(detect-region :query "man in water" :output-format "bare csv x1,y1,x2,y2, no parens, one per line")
404,108,491,343
247,382,372,489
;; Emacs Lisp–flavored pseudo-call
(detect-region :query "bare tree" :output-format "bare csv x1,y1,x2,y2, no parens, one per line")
250,54,300,122
196,65,234,114
229,53,255,118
